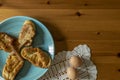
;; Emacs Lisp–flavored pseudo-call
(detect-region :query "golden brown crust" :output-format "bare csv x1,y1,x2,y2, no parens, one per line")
21,47,51,68
18,20,35,48
0,32,14,53
0,33,23,80
2,53,24,80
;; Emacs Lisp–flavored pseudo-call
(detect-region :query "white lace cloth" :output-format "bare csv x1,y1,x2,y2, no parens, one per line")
40,44,97,80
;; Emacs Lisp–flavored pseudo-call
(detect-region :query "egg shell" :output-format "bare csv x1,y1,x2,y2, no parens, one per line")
69,56,82,68
67,67,77,80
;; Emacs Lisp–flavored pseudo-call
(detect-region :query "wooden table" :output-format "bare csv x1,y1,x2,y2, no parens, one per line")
0,0,120,80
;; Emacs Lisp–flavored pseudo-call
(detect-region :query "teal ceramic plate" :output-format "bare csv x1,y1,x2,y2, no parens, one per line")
0,16,54,80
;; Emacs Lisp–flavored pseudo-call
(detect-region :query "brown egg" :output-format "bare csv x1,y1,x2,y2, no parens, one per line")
69,56,82,68
67,67,77,80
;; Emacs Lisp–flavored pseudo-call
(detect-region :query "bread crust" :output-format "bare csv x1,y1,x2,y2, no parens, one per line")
18,20,35,48
2,53,24,80
21,47,51,68
0,32,14,53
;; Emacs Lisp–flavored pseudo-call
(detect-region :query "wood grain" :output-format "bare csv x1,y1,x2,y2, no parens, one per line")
0,0,120,9
92,56,120,80
0,0,120,79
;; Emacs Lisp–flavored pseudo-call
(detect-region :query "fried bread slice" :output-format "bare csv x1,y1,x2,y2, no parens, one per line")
0,33,14,53
21,47,51,68
18,20,35,48
2,52,24,80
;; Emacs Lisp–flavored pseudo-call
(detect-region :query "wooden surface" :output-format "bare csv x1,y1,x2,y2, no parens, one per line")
0,0,120,80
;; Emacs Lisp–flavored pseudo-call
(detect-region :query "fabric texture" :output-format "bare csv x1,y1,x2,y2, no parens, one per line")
40,44,97,80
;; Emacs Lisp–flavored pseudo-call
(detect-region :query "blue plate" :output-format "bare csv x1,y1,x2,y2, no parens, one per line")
0,16,54,80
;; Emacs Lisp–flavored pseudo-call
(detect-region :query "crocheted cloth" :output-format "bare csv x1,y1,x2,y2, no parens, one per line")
40,44,97,80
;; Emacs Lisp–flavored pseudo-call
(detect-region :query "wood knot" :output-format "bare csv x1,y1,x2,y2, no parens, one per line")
118,69,120,72
76,12,81,16
47,1,50,5
84,3,88,6
117,53,120,57
96,32,101,35
0,3,3,6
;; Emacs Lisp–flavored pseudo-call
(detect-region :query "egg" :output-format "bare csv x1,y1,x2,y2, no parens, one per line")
67,67,77,80
69,56,82,68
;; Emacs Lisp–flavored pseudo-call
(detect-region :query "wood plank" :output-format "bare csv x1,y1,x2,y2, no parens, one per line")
47,25,120,40
0,9,120,21
0,9,120,32
92,56,120,64
55,40,120,56
54,31,120,40
93,57,120,80
96,63,120,80
0,9,120,20
0,0,120,9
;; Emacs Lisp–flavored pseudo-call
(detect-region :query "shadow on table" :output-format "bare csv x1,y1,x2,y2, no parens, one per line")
41,21,68,54
38,20,68,80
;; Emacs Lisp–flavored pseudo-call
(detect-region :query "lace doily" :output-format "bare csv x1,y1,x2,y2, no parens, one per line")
40,44,97,80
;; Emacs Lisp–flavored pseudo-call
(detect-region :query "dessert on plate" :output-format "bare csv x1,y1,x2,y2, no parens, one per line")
21,47,51,68
0,33,14,53
0,19,51,80
18,20,35,48
2,52,24,80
